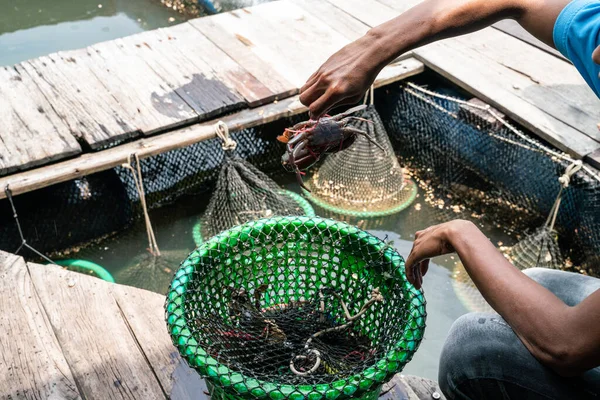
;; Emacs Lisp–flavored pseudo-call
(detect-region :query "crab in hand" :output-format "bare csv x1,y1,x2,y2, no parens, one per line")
277,104,385,192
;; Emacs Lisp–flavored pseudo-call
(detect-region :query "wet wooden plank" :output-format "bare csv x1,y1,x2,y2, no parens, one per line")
414,36,600,158
0,66,80,176
27,262,167,399
380,374,419,400
292,0,370,39
18,55,135,150
112,285,209,400
326,0,396,27
0,251,81,400
161,23,276,107
190,16,298,101
89,39,198,135
118,30,246,120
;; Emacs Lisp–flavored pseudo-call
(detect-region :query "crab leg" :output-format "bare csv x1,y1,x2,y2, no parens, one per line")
344,116,374,125
288,131,308,145
329,104,367,120
344,127,386,153
289,141,312,192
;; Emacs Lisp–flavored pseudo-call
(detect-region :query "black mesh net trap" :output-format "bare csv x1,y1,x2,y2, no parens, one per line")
306,89,417,218
193,122,314,246
166,216,426,399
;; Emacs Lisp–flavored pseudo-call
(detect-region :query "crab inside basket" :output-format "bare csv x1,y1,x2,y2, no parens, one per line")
166,216,426,400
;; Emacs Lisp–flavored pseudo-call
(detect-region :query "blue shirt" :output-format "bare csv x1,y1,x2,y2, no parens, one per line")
553,0,600,97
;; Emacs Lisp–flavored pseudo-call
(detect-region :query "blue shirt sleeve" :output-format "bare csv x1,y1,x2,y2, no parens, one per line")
553,0,600,98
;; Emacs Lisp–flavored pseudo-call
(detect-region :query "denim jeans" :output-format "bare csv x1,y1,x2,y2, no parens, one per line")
439,268,600,399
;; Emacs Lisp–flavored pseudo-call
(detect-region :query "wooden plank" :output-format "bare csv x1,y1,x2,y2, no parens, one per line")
0,66,80,175
585,149,600,171
379,374,419,400
27,262,167,399
18,55,135,150
0,57,424,199
112,285,209,399
376,0,424,13
402,375,447,400
190,16,297,100
492,20,567,62
291,0,371,39
0,251,81,400
414,39,600,158
158,23,275,107
118,30,246,119
89,39,198,135
193,1,349,87
449,29,599,142
326,0,396,27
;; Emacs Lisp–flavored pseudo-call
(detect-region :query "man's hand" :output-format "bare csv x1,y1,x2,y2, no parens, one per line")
405,221,460,289
299,32,386,119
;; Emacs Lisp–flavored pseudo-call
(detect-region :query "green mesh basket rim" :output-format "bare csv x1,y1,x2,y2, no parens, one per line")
166,216,426,399
192,189,316,247
304,178,418,218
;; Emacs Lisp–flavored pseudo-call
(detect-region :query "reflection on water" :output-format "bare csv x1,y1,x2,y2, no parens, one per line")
0,0,272,66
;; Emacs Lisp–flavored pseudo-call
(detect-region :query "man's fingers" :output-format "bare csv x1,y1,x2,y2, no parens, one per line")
299,83,324,110
300,71,320,94
421,259,430,278
308,89,339,120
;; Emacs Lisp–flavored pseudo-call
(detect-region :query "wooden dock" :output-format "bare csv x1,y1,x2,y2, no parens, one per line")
0,249,445,400
0,0,598,199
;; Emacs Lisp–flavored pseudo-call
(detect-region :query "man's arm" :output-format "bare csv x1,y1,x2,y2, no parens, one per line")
300,0,572,118
405,220,600,377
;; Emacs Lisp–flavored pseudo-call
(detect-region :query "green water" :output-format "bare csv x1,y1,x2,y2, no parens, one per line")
0,0,270,67
64,178,514,381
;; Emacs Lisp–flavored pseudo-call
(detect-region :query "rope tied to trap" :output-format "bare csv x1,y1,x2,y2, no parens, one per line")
122,153,161,257
214,121,237,152
545,160,582,232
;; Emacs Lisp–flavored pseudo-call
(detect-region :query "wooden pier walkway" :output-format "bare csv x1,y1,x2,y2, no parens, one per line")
0,0,598,199
0,249,445,400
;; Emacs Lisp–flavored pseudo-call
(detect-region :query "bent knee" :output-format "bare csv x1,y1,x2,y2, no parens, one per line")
439,313,520,396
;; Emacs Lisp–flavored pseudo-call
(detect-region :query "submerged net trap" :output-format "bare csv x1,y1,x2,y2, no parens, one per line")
306,89,417,217
194,122,314,246
166,216,426,399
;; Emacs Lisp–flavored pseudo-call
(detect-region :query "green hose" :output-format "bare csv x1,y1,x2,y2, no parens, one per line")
50,259,115,283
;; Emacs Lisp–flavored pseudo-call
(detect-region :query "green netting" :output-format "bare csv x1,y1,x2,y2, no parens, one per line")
165,216,426,400
305,104,417,217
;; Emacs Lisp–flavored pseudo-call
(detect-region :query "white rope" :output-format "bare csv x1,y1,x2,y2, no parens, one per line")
405,82,600,184
545,160,583,231
122,153,161,256
214,121,237,151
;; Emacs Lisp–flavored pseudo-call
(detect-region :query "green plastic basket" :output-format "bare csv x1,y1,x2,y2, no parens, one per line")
166,216,426,399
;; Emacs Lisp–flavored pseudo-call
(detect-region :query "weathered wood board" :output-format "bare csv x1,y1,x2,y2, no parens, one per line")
291,0,371,40
492,20,567,61
112,285,209,400
0,251,81,400
413,32,600,158
326,0,396,28
0,66,81,176
155,23,273,107
118,29,248,120
89,39,199,135
192,1,349,87
17,55,135,150
190,17,298,101
27,262,168,399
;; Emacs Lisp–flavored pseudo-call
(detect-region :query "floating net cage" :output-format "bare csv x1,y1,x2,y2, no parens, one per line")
166,216,426,399
306,91,417,218
193,123,314,246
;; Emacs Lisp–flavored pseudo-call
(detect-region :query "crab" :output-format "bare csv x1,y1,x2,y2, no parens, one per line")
277,104,385,191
